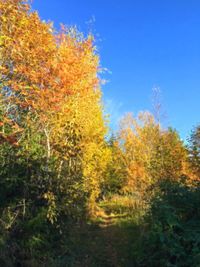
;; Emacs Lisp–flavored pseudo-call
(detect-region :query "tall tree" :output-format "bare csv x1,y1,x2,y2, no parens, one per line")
0,0,108,264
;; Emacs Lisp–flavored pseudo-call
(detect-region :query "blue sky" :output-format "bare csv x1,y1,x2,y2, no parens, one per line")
32,0,200,141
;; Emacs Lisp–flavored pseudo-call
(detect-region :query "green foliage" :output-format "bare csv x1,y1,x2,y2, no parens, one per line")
139,180,200,267
102,134,126,195
188,125,200,180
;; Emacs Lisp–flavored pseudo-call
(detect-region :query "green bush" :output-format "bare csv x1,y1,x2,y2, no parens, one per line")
139,179,200,267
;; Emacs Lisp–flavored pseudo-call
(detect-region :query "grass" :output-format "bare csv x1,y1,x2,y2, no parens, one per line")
55,194,145,267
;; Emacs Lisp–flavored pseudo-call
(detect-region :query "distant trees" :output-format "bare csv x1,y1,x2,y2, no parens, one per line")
116,112,187,196
102,134,126,195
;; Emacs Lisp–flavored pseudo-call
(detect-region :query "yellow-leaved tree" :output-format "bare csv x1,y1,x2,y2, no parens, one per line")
0,0,109,223
118,112,187,198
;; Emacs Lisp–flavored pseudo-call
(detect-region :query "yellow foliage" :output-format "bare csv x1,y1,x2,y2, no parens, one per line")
118,112,188,196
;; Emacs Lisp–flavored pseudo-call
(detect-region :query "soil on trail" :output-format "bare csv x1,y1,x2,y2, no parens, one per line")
66,209,140,267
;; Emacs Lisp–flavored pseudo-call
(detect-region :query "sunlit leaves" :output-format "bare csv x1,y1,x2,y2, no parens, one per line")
118,112,187,196
0,0,107,223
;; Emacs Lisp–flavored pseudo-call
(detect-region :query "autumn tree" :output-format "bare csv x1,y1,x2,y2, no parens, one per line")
118,112,187,197
149,127,188,182
0,0,108,264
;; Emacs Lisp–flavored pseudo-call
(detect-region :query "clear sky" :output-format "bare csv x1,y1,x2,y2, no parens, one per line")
32,0,200,141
